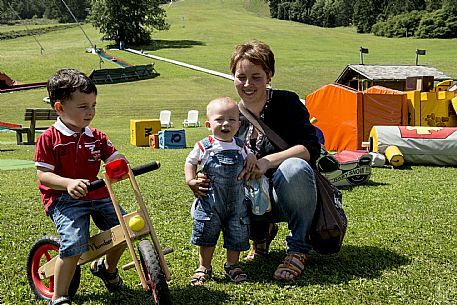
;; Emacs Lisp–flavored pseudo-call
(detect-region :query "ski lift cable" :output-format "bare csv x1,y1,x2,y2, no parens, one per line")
59,0,95,49
7,2,45,55
53,0,104,68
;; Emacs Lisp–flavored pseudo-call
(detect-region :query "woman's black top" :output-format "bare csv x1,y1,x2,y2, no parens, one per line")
237,89,320,172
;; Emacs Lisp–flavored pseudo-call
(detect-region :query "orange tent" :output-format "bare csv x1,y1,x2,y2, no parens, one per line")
306,83,408,151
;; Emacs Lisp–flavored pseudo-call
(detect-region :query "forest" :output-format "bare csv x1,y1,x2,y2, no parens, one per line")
0,0,168,24
0,0,90,23
268,0,457,38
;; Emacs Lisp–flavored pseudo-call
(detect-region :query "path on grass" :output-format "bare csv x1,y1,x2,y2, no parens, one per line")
126,48,234,81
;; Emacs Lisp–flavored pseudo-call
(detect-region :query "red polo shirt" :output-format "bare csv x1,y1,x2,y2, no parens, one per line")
34,118,119,213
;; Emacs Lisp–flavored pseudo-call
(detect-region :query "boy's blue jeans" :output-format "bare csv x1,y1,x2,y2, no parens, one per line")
249,157,317,254
48,193,125,258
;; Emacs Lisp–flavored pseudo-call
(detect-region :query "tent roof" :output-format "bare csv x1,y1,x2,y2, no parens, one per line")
336,64,454,83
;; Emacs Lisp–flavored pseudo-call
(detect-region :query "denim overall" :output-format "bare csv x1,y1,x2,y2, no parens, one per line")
190,137,250,251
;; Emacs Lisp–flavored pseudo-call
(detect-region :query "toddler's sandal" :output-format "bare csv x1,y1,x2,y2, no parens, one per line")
224,263,247,283
191,266,212,286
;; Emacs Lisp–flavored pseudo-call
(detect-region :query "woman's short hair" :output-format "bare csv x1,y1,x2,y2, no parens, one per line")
230,40,275,77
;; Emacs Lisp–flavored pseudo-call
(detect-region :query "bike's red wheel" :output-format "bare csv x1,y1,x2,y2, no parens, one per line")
26,235,80,300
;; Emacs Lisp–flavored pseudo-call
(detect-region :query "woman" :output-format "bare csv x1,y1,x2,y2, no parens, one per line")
231,40,320,281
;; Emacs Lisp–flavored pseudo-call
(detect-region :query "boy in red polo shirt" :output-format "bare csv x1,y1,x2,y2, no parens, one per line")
34,69,126,305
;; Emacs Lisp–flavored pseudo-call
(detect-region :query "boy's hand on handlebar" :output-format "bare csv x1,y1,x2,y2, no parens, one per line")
67,179,90,199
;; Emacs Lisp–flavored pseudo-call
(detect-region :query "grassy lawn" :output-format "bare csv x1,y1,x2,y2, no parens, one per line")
1,0,457,304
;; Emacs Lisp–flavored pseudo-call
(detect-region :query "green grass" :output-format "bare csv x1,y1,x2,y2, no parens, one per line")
1,0,457,304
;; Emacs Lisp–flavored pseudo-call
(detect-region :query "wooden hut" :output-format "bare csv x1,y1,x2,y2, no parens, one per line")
336,64,453,91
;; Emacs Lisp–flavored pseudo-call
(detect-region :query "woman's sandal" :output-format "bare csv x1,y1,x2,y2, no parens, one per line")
48,296,71,305
90,257,125,293
224,263,247,283
246,223,279,261
273,252,310,281
191,266,212,286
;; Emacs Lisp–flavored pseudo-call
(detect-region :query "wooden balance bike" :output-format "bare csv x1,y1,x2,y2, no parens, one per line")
26,159,173,305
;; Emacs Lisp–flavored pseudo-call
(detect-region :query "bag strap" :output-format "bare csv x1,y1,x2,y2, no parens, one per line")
238,101,290,151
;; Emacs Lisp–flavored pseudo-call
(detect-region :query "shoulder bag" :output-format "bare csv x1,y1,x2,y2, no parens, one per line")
238,101,347,254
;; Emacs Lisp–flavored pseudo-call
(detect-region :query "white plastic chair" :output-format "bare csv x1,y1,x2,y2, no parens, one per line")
182,110,201,127
160,110,173,128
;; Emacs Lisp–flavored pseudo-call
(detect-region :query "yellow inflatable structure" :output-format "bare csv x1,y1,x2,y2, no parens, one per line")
406,80,457,127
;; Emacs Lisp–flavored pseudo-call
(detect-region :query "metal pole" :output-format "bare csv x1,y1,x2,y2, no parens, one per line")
359,47,369,65
7,3,45,55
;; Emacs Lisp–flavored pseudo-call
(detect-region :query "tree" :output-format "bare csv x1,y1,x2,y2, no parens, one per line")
277,2,292,20
310,0,348,27
372,10,423,37
353,0,386,33
424,0,442,11
416,9,457,38
382,0,425,17
442,0,457,14
0,0,90,23
0,1,12,23
89,0,169,46
333,0,353,26
50,0,90,23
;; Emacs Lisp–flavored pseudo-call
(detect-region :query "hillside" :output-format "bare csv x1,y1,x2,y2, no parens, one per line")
0,0,455,97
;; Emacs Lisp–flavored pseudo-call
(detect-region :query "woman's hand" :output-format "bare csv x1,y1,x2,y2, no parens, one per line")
187,172,210,199
238,154,257,181
239,157,270,181
241,145,310,181
251,158,269,180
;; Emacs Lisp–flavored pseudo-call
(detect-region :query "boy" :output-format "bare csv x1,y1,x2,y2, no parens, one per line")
34,69,126,305
185,97,256,285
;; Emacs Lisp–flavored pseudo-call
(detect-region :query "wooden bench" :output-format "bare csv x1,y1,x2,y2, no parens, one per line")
11,108,58,145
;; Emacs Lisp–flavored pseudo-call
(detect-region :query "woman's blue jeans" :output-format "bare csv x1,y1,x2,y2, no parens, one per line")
249,157,317,254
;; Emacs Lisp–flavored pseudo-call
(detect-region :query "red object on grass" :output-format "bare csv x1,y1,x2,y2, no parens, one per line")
0,121,22,129
333,150,370,164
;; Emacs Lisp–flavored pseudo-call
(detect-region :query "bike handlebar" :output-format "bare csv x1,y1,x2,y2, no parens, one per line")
87,161,160,192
